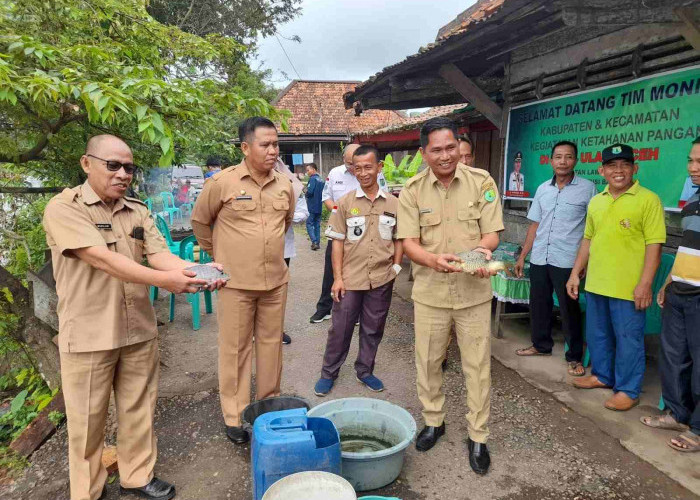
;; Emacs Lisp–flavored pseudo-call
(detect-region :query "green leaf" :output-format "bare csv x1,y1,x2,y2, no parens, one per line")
159,136,171,154
151,113,164,134
10,390,28,413
83,82,99,93
36,395,53,411
135,104,148,120
96,95,110,112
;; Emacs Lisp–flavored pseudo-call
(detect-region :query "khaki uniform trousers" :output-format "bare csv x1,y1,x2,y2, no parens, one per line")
218,284,287,426
60,338,159,500
414,300,491,443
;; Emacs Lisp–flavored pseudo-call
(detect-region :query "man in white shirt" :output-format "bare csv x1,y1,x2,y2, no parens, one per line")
508,151,525,192
309,144,388,323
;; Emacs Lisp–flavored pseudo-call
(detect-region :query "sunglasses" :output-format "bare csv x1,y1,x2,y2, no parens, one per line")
87,154,139,175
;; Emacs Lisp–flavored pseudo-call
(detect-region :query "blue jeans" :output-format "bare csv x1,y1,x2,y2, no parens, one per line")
586,292,646,399
660,288,700,435
306,212,322,245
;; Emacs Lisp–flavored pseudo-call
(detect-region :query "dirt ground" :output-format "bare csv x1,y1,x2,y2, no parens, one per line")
2,234,698,500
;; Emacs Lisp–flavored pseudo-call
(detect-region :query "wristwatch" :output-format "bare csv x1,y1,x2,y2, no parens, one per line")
392,263,402,275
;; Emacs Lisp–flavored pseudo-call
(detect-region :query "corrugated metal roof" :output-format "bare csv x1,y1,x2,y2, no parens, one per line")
348,0,507,101
354,104,470,137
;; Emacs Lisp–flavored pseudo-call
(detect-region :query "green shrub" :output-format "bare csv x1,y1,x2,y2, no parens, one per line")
0,367,57,445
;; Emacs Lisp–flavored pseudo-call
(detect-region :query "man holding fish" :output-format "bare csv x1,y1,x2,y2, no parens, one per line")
397,117,504,475
43,134,227,500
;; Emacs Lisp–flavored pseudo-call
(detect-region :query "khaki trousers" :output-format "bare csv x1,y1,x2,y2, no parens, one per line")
60,339,159,500
217,284,287,426
414,300,491,443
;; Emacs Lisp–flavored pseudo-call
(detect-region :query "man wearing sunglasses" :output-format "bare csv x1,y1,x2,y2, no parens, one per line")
43,134,227,500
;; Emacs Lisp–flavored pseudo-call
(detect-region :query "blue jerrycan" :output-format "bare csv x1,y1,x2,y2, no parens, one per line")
251,407,342,500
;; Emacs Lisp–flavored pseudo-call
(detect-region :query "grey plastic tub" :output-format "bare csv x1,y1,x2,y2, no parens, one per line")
307,397,416,492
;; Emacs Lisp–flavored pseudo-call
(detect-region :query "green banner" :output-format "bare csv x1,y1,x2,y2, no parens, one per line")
505,66,700,209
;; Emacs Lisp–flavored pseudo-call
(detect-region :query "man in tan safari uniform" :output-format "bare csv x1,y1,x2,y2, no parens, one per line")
398,117,503,476
191,117,295,445
43,134,226,500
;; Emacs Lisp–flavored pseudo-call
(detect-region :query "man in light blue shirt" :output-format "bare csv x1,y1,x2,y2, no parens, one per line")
514,141,597,377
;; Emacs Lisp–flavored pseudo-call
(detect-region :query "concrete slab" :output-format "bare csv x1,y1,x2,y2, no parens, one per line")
493,320,700,496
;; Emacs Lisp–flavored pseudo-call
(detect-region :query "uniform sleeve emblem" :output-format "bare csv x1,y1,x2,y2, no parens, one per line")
484,189,496,202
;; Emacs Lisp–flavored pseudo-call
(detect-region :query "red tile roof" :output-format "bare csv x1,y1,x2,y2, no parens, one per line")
273,80,405,136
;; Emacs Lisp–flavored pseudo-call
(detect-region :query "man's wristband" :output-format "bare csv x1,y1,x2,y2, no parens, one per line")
392,263,402,275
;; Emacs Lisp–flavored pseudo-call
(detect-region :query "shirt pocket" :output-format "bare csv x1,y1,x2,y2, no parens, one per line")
560,202,588,221
230,199,257,211
419,213,441,245
457,208,481,238
273,200,290,211
128,236,146,262
378,214,396,240
102,231,118,252
346,216,366,242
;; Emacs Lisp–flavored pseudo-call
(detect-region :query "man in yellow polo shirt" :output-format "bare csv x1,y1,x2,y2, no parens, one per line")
566,143,666,411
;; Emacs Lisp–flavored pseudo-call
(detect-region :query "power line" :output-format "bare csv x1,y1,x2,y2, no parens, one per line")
274,33,303,81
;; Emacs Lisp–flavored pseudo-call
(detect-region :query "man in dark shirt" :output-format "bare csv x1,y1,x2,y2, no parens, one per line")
641,137,700,453
305,163,324,250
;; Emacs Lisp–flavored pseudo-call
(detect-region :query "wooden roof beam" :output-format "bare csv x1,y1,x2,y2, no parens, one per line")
438,63,503,131
675,7,700,50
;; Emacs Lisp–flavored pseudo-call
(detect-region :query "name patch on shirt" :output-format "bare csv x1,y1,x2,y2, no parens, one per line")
419,208,432,214
95,223,112,230
334,180,344,184
235,195,253,200
383,211,396,218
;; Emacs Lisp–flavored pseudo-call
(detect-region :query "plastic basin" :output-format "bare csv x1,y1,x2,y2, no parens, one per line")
261,471,356,500
241,395,310,432
307,398,416,491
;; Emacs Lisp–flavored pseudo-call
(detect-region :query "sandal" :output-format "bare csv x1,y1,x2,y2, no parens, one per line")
515,346,551,356
639,414,689,431
667,431,700,453
567,361,585,377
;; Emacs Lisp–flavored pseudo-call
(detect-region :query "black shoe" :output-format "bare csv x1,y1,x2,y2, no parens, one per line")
310,311,331,323
120,477,176,499
226,425,250,444
415,423,445,452
468,438,491,475
282,333,291,344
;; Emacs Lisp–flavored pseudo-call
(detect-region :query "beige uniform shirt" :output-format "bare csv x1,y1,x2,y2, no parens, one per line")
42,181,169,353
326,188,398,290
397,164,504,309
191,160,295,291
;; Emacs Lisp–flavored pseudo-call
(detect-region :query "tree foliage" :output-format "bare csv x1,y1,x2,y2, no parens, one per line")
0,0,289,185
382,152,423,185
147,0,302,43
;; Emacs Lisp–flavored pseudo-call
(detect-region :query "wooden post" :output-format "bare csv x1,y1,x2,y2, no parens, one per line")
318,142,324,177
438,63,503,131
675,7,700,51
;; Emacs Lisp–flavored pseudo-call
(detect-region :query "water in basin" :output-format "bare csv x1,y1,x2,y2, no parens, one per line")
340,434,395,453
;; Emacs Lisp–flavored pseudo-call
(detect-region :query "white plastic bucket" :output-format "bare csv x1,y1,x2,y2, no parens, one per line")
261,471,357,500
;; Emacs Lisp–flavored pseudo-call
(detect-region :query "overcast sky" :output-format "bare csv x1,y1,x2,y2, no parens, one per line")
251,0,475,88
